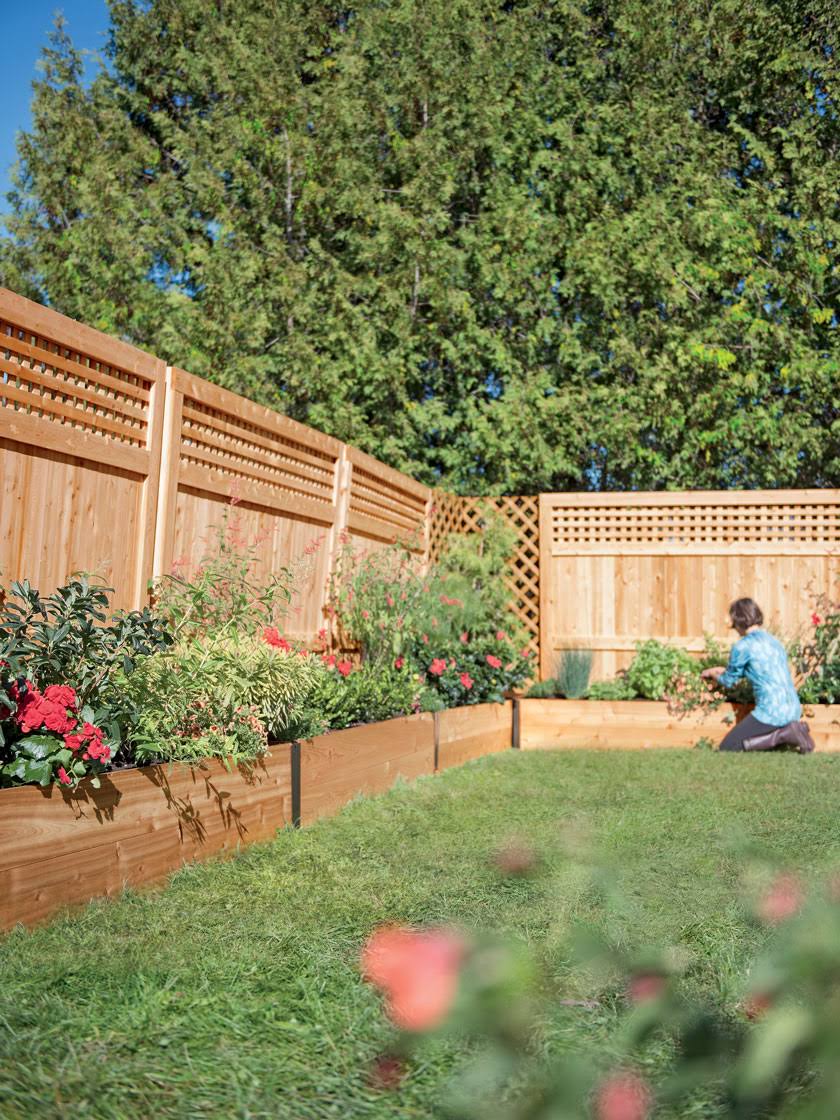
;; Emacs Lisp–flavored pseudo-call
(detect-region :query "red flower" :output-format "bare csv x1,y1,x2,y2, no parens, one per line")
394,657,405,670
459,632,469,644
812,613,822,626
386,595,395,608
459,672,473,690
322,653,337,669
362,609,370,620
496,629,507,641
594,1072,652,1120
337,659,353,677
758,872,804,924
57,766,72,786
262,627,291,652
486,654,502,670
361,925,466,1032
43,684,77,710
40,703,77,734
429,658,447,676
742,992,774,1020
421,634,429,645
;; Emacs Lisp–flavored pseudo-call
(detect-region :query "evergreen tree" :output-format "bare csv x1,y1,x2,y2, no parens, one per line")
3,1,839,493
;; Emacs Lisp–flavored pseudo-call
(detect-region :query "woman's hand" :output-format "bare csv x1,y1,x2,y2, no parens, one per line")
700,666,726,682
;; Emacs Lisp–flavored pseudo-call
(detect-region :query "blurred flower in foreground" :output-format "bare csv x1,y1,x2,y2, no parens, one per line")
757,872,804,925
368,1054,406,1090
493,838,537,877
594,1072,652,1120
361,925,466,1032
626,971,667,1005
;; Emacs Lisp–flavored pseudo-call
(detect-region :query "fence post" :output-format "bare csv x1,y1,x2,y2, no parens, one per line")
134,357,167,607
321,445,352,624
538,493,551,682
511,698,521,749
290,741,301,827
152,367,184,581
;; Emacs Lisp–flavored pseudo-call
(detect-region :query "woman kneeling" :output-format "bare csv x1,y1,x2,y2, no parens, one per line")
701,598,814,753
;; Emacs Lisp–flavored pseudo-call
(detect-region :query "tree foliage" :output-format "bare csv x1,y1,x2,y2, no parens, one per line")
3,0,839,492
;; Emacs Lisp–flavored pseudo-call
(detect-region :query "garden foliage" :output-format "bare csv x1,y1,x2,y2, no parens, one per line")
4,1,839,493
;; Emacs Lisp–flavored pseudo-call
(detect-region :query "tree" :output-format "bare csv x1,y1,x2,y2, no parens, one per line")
3,0,839,494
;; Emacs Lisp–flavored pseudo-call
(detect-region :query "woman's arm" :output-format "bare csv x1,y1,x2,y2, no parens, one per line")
713,641,749,690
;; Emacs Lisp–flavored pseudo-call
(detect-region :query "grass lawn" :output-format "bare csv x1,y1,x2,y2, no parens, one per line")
2,748,840,1119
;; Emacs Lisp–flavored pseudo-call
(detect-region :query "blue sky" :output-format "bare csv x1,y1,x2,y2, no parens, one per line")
1,0,109,215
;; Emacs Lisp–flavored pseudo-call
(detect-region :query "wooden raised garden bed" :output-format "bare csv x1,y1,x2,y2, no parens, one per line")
519,699,840,753
0,703,514,931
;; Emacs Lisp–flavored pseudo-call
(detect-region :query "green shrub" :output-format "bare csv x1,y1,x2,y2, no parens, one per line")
526,678,560,699
585,677,638,701
625,639,697,700
124,635,324,764
794,598,840,703
311,662,417,731
554,649,593,698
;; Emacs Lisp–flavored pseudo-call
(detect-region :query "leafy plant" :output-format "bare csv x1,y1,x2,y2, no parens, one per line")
0,578,172,787
585,677,638,701
123,634,325,764
526,678,561,699
554,649,593,699
311,661,417,732
152,502,299,639
625,639,697,701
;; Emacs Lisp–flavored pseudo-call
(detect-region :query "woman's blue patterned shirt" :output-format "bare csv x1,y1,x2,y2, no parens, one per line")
718,629,801,726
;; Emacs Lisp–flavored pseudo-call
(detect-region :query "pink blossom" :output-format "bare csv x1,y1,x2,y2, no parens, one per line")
486,654,503,670
496,629,507,641
421,634,429,645
394,657,404,670
429,658,447,677
362,610,370,620
594,1073,652,1120
57,766,72,786
460,673,473,690
386,595,395,608
361,925,465,1032
627,972,667,1004
337,659,353,678
459,632,469,644
812,613,822,626
758,872,804,924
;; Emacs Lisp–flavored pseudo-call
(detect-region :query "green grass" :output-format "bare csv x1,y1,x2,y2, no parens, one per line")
1,749,840,1119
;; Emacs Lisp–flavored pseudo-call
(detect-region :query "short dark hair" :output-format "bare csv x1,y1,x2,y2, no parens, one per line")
729,597,764,633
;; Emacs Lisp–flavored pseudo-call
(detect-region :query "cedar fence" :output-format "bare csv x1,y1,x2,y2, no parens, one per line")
3,286,840,670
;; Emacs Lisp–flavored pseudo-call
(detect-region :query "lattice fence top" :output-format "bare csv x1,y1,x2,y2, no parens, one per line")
547,491,840,554
0,288,161,468
429,493,540,659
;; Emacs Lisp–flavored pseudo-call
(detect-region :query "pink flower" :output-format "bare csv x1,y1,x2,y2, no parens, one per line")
459,632,469,644
386,595,395,608
627,972,667,1004
812,613,822,626
394,657,405,670
594,1073,652,1120
322,653,337,669
431,617,438,628
57,766,72,786
758,872,804,924
429,658,447,677
496,629,507,641
460,672,473,690
361,925,466,1032
486,654,502,670
362,609,370,620
449,659,456,669
337,659,353,678
421,634,429,645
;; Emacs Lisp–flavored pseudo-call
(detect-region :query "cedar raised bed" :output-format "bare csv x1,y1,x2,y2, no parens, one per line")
520,699,840,752
0,703,514,931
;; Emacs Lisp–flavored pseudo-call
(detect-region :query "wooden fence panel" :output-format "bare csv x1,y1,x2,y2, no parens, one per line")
540,490,840,681
0,288,165,609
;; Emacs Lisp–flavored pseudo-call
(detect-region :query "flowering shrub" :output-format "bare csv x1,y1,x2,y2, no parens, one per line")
793,596,840,703
325,513,533,708
152,500,304,639
0,578,171,788
309,661,417,731
361,857,840,1119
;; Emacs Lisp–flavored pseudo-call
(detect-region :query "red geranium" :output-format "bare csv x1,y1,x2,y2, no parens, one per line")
43,684,77,710
394,657,404,670
594,1073,652,1120
262,626,291,652
429,658,447,676
460,673,473,690
337,659,353,677
485,654,502,670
